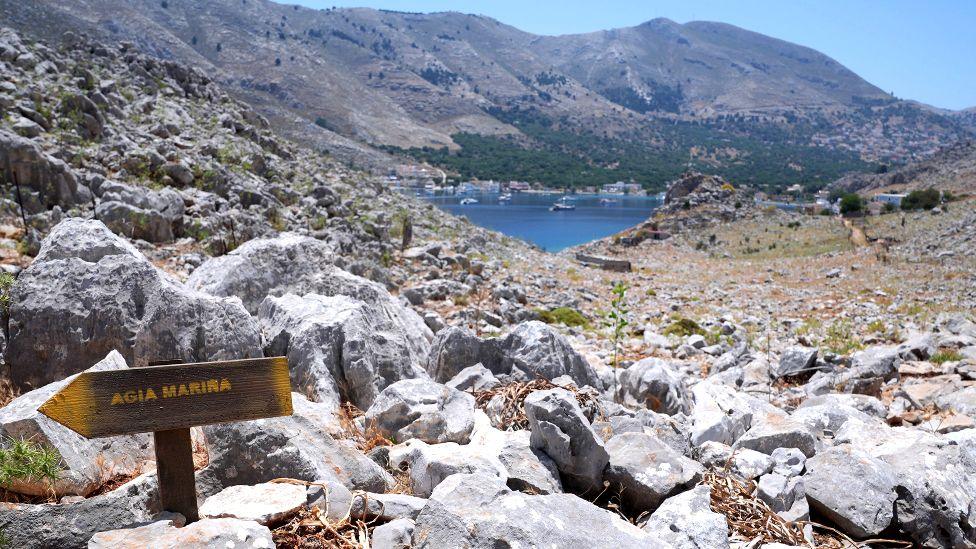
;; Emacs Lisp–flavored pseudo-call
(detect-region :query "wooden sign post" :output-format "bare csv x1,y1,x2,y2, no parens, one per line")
38,357,293,523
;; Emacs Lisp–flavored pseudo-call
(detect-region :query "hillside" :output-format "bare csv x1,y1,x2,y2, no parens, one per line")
1,1,973,190
831,139,976,194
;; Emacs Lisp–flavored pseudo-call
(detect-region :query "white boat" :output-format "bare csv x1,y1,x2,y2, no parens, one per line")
549,199,576,211
460,198,479,205
599,198,618,205
498,193,513,202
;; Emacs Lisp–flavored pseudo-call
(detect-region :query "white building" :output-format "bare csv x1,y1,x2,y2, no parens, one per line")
874,193,907,207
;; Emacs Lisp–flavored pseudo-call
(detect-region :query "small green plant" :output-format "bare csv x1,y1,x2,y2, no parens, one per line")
0,273,14,314
536,307,589,328
663,317,704,337
603,282,629,400
931,350,963,364
0,437,62,492
821,320,862,355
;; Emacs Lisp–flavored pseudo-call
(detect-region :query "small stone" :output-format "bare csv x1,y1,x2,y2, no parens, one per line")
199,482,306,525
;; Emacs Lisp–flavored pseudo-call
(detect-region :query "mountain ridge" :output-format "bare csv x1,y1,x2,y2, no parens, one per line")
2,0,973,188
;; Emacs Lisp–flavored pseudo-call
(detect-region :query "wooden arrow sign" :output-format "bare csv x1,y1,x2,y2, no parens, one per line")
39,357,293,438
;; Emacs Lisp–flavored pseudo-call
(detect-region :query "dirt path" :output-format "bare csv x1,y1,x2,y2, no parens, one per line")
843,218,869,247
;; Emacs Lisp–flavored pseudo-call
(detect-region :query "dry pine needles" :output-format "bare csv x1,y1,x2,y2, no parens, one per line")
470,378,602,431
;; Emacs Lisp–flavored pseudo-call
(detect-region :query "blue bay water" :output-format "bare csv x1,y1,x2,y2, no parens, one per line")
412,191,661,252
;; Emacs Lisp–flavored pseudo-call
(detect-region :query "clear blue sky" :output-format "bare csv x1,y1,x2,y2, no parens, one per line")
290,0,976,110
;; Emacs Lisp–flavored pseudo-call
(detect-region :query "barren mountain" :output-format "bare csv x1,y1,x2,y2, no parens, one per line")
2,0,972,187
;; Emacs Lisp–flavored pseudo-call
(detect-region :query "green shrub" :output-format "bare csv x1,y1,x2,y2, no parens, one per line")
901,188,941,210
536,307,589,328
0,437,61,490
0,273,14,314
931,350,963,364
663,318,704,337
839,193,863,215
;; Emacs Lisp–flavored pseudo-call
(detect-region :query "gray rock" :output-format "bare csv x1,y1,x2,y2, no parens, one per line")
897,332,938,360
95,180,184,242
188,233,431,356
197,393,391,496
412,473,656,548
12,116,42,137
757,473,809,522
364,379,475,444
850,346,902,380
617,357,691,415
422,311,445,333
775,347,817,378
372,518,414,549
260,293,427,411
797,393,887,418
859,429,976,547
733,414,817,457
186,233,334,314
790,403,873,435
604,432,703,512
445,363,499,392
770,447,805,478
0,129,84,215
5,219,262,390
89,517,274,548
524,388,609,491
0,351,153,497
496,430,563,494
804,446,897,538
642,485,730,549
350,493,427,521
426,322,600,388
689,381,754,446
388,439,507,498
199,482,306,525
0,473,159,548
696,441,773,481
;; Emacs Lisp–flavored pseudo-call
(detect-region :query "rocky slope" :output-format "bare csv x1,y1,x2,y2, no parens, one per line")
831,138,976,194
1,0,972,176
2,24,976,549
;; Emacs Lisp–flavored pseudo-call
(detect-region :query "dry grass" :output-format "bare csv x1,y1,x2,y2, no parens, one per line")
470,378,602,431
704,468,810,546
704,467,912,548
272,493,376,549
336,403,393,453
0,375,19,409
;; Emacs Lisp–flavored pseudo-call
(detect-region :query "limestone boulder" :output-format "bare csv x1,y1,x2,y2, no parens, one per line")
0,473,159,548
411,473,658,548
426,322,600,389
0,128,86,215
5,219,262,390
260,293,427,411
95,180,184,242
524,388,608,491
89,517,274,549
618,358,691,415
196,393,391,497
199,482,306,525
642,485,730,549
364,379,475,444
604,432,703,512
186,233,431,358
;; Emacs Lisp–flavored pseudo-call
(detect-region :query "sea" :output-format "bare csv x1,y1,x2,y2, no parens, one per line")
410,191,662,252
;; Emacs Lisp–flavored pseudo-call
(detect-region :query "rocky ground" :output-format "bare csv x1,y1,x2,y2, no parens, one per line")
1,27,975,549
